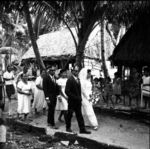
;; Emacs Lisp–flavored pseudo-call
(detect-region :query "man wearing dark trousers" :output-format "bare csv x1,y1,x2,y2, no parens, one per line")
65,65,91,134
43,66,59,129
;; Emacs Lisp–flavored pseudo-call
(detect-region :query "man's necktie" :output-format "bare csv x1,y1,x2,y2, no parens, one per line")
76,78,80,84
52,76,55,83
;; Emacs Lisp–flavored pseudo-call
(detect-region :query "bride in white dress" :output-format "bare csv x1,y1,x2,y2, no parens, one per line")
79,68,98,130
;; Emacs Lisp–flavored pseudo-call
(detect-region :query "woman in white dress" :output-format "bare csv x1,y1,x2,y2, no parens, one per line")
56,70,68,122
32,70,47,114
17,73,32,120
79,68,98,130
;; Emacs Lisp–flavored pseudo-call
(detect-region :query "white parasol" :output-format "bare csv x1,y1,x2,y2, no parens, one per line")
0,47,18,54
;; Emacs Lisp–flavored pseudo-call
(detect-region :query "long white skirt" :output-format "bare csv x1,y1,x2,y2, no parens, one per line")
32,87,47,111
17,93,31,114
55,95,68,111
82,98,98,127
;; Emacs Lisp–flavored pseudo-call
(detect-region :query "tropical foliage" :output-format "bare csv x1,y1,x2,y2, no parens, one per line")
0,1,150,69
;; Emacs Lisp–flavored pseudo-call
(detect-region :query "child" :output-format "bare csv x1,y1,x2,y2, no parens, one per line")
104,77,114,107
113,72,122,104
0,118,7,149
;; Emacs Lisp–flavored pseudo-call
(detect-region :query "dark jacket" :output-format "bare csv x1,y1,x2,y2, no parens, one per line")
43,74,59,101
65,75,82,107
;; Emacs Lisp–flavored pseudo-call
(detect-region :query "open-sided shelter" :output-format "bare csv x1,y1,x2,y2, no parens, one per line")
111,12,150,68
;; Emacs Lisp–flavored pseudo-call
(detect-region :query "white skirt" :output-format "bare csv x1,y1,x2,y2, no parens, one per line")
32,88,47,111
55,95,68,111
17,93,31,114
82,98,98,127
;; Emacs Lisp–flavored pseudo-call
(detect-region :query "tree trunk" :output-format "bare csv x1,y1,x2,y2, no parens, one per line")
76,20,96,70
76,42,85,69
23,1,45,70
100,19,109,80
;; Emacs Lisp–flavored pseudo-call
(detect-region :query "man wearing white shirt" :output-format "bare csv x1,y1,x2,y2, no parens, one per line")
3,65,15,116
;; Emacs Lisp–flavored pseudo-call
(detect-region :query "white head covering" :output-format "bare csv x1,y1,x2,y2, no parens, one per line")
79,67,90,81
79,67,92,100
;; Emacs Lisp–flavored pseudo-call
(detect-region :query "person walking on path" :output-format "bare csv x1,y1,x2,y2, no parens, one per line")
79,68,98,130
65,65,91,134
3,65,15,116
32,69,47,114
56,69,68,123
17,73,32,121
43,66,59,129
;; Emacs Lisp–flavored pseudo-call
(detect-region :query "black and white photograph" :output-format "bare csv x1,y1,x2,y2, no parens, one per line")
0,1,149,149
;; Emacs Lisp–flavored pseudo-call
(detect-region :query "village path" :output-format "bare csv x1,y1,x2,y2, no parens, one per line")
3,99,150,149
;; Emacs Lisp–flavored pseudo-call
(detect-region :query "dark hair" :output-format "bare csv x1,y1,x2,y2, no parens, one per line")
143,67,149,73
71,65,79,72
7,65,11,70
106,77,111,82
59,69,64,74
0,118,5,125
87,69,91,74
40,69,46,73
20,73,23,78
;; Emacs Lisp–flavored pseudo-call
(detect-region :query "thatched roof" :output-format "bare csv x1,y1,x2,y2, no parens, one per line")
111,12,150,67
22,28,76,61
22,27,114,61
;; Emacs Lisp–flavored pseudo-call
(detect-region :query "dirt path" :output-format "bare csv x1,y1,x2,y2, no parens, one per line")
28,111,149,149
3,100,150,149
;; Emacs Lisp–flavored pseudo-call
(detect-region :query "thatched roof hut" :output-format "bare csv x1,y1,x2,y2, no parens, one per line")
22,27,114,64
22,28,76,61
111,12,150,67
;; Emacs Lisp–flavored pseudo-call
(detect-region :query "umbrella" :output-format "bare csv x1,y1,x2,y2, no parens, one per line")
0,47,18,54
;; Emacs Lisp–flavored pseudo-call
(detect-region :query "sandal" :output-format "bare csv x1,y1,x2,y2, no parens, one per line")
93,126,98,130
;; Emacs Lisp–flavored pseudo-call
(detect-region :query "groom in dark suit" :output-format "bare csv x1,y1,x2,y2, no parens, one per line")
65,65,91,134
43,66,59,129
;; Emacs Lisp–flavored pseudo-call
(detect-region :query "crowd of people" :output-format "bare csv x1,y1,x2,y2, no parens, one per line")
0,63,150,139
0,63,100,135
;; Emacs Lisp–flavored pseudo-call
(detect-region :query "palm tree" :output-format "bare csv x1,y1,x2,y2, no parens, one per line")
1,0,149,71
23,0,45,69
34,1,108,69
100,18,109,80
